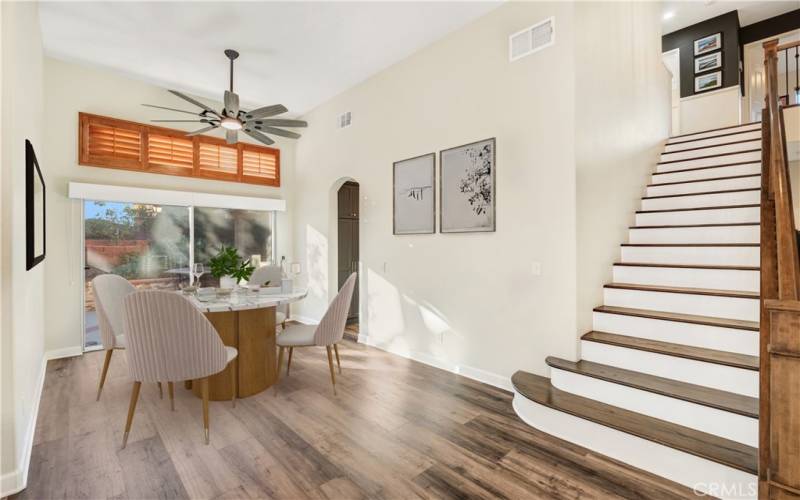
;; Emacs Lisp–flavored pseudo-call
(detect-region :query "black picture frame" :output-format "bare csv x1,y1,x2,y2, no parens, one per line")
439,137,496,234
393,152,436,235
26,139,46,270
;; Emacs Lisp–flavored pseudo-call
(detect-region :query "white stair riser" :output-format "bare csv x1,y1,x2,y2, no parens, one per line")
664,131,761,153
667,123,761,144
580,341,759,397
603,288,759,322
593,311,758,355
660,140,761,162
657,151,762,173
612,266,759,292
641,190,759,211
512,393,757,499
635,206,759,226
629,225,759,244
550,369,757,446
646,176,760,197
651,163,761,184
620,246,759,266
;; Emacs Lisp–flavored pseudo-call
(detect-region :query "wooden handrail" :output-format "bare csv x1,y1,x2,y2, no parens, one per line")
758,38,800,499
777,40,800,51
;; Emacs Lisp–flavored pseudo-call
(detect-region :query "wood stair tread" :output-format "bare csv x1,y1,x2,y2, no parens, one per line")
667,122,760,141
657,149,760,165
604,282,759,299
545,357,758,418
581,331,759,371
621,243,759,247
593,305,759,331
660,138,761,155
641,188,759,200
613,262,759,271
651,161,761,176
648,174,760,187
630,223,759,229
511,371,758,474
636,203,759,214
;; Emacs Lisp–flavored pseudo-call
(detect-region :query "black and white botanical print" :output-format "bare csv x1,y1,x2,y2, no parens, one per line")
393,153,435,234
459,144,492,216
440,138,495,233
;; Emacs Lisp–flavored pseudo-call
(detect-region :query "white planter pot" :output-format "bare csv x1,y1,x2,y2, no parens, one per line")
219,275,237,289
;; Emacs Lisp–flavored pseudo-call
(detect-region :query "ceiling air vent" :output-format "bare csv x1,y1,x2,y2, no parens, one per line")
338,111,352,129
509,17,555,62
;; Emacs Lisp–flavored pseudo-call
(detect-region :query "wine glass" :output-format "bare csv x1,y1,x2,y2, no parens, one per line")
192,263,205,287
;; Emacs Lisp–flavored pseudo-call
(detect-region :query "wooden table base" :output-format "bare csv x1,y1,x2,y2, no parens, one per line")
189,306,277,401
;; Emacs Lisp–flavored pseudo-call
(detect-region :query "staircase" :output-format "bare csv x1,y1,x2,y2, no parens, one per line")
512,122,763,498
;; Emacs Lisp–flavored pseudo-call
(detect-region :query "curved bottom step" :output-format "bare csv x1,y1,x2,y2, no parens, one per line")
511,372,757,499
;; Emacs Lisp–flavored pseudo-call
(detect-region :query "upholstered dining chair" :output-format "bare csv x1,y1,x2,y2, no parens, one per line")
249,265,287,329
121,290,238,447
275,273,356,395
92,274,137,401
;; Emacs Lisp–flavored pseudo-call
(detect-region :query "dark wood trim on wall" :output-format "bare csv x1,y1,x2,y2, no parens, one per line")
662,10,740,98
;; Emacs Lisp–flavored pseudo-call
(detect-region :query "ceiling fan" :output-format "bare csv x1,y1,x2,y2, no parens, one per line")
143,49,307,146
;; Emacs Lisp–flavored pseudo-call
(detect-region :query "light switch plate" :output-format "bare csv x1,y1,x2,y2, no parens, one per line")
531,262,542,276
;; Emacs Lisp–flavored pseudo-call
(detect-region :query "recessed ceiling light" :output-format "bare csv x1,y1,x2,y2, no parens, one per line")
663,11,675,20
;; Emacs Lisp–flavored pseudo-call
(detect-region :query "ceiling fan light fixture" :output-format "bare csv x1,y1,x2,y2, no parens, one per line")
220,117,242,130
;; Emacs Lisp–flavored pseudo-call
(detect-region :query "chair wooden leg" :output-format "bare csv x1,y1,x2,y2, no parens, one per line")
286,347,294,376
275,347,285,397
167,382,175,411
230,361,236,408
157,381,163,399
96,350,114,401
326,346,337,396
122,381,141,449
333,344,342,374
201,377,210,445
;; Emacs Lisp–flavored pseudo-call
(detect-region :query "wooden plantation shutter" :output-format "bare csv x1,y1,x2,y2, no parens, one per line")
78,112,281,187
79,114,143,170
146,133,194,174
241,145,280,186
197,140,238,180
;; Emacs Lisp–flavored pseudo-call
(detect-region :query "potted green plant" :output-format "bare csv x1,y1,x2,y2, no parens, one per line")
209,245,255,289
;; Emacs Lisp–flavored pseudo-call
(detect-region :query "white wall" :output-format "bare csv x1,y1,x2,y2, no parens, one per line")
0,2,46,495
42,57,296,354
679,86,741,134
574,2,671,341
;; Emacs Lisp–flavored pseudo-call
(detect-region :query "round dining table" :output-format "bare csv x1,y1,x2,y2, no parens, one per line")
182,287,307,400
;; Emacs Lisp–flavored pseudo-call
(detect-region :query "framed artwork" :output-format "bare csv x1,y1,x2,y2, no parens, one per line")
393,153,435,235
440,138,495,233
695,71,722,93
694,33,722,56
694,52,722,73
26,139,46,270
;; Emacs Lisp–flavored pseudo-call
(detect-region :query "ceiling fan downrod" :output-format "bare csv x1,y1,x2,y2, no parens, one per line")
224,49,239,93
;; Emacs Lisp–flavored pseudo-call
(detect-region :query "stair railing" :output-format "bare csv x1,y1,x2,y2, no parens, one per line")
758,38,800,499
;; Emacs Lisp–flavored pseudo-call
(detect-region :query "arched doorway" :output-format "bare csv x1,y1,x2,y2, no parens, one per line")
337,181,359,339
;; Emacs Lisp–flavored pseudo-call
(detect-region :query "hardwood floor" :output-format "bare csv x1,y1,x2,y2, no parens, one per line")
13,340,695,500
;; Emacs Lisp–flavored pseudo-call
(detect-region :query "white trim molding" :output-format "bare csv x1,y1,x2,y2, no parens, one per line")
68,182,286,212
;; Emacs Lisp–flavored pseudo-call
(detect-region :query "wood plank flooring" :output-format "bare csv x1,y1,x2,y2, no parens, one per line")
13,340,695,500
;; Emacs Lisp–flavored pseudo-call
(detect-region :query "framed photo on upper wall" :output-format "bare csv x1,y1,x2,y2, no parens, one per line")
393,153,435,235
694,33,722,56
695,71,722,93
694,51,722,73
440,138,495,233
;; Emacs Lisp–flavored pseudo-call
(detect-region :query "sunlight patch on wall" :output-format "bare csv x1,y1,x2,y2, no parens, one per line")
305,224,329,299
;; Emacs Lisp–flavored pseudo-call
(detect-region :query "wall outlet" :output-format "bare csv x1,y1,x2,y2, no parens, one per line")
531,262,542,276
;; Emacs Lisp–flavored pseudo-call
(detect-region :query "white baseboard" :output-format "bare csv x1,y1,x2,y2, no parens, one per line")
359,335,512,392
0,345,84,497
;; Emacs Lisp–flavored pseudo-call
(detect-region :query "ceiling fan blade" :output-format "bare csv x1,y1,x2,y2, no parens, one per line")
224,91,239,118
253,126,301,139
151,119,212,123
168,90,221,117
250,118,308,128
185,125,219,137
243,104,288,120
142,104,203,116
226,130,238,144
243,129,275,146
